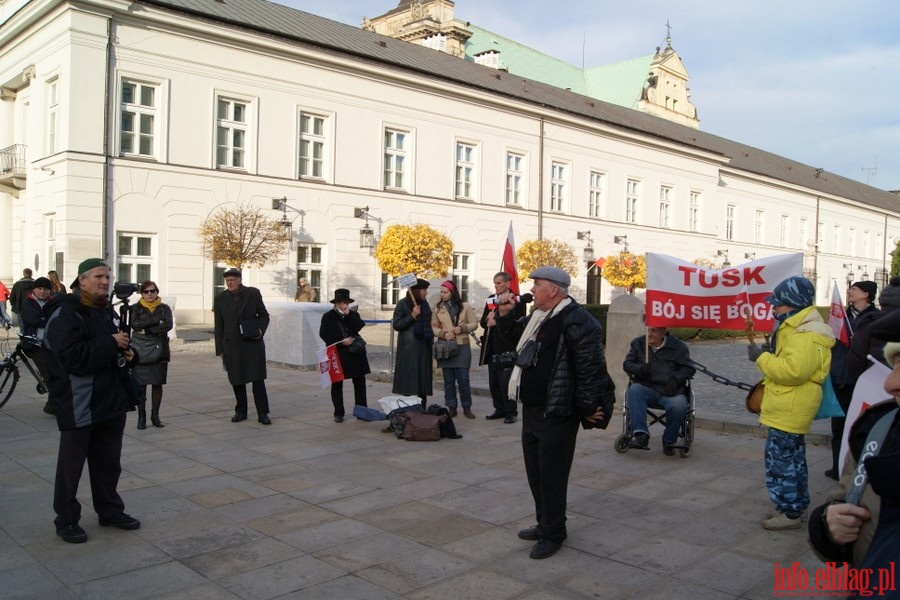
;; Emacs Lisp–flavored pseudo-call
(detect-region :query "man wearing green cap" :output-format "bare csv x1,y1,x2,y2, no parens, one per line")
42,258,142,543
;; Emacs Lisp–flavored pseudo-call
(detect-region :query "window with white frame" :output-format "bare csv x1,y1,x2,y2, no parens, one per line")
296,244,324,300
863,231,870,259
384,128,408,190
212,265,227,298
659,185,672,228
725,204,735,240
550,162,567,212
780,215,789,247
689,191,700,232
381,273,402,306
216,96,248,169
455,142,476,199
799,218,808,249
451,253,471,302
755,210,765,244
833,224,841,254
299,111,327,179
506,152,524,205
46,78,58,155
117,233,153,284
848,228,856,257
44,214,56,277
120,80,157,157
818,221,825,248
626,179,640,223
589,171,605,218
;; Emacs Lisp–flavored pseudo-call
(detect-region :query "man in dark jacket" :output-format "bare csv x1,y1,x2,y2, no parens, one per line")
391,279,433,404
497,266,610,560
479,271,527,424
214,268,271,424
9,267,34,327
623,327,696,455
20,277,54,414
43,258,141,544
827,280,880,479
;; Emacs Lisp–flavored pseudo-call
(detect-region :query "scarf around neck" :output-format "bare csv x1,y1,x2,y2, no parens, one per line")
508,297,571,401
140,297,162,313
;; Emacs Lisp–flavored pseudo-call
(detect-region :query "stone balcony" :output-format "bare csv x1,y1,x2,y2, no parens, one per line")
0,143,26,196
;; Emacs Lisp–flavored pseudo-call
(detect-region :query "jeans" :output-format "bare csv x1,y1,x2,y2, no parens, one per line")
626,382,688,446
442,367,472,409
765,427,809,518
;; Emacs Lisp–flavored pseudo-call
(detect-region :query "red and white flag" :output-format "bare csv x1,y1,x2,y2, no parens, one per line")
317,343,345,389
501,221,520,295
828,281,850,346
838,357,892,476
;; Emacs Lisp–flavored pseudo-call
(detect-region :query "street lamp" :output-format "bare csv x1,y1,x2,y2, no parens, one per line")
717,249,730,268
576,231,594,262
613,235,629,253
744,252,755,260
354,206,375,250
271,197,292,237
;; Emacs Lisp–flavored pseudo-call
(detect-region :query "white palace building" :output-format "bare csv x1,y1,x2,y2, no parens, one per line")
2,0,899,323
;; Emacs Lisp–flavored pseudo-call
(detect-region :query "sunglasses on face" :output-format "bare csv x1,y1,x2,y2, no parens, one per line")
142,289,159,294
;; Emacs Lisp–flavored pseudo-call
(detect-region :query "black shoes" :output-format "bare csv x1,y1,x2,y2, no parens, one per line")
529,539,562,559
485,412,504,420
151,413,164,428
43,403,57,416
628,432,650,450
231,414,247,423
258,415,271,425
663,444,676,456
56,523,87,544
504,415,517,424
824,468,838,481
334,416,344,423
448,407,458,418
99,513,141,530
517,526,542,541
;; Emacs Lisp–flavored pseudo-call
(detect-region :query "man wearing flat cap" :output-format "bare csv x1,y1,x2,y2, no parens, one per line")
494,266,611,559
42,258,142,543
213,268,272,424
391,278,433,404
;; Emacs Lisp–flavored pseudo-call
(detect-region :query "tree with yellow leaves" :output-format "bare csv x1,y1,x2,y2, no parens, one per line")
516,239,578,283
602,252,646,292
374,224,453,278
198,203,290,268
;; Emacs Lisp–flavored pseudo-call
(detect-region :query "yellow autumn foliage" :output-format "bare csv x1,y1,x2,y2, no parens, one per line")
602,252,647,290
516,239,578,282
198,203,290,268
374,224,453,278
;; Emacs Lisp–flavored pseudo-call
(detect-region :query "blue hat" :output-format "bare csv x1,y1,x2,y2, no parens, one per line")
765,276,815,309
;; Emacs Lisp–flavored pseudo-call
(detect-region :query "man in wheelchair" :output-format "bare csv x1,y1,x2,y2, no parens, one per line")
623,327,696,455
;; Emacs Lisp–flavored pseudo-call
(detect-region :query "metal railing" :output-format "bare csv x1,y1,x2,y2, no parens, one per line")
0,144,27,175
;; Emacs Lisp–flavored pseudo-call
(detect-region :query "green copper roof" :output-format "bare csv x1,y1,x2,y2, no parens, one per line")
466,24,652,109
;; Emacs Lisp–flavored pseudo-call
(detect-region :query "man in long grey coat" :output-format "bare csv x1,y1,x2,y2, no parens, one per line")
391,279,433,404
213,268,271,424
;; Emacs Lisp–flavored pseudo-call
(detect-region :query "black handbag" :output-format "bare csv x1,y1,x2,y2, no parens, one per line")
239,318,262,339
433,338,459,360
338,321,366,356
130,331,163,364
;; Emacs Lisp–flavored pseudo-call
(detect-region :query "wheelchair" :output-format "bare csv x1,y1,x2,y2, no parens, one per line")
614,379,695,458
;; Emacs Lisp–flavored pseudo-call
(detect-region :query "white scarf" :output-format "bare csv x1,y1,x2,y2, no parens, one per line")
507,297,571,401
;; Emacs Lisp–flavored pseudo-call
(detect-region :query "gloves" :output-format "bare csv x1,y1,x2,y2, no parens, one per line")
747,343,765,362
664,377,679,397
638,363,652,379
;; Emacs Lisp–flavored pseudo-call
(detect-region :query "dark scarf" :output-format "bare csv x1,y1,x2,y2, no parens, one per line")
411,297,432,340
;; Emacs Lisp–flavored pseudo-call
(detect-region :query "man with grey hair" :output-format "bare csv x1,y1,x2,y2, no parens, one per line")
479,271,527,423
495,266,610,559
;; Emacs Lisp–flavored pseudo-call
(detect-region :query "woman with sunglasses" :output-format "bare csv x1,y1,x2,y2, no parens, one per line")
129,281,174,429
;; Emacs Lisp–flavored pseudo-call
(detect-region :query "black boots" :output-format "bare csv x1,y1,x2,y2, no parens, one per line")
150,410,164,428
137,402,147,430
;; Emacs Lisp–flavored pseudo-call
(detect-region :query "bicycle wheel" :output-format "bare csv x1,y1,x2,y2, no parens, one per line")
0,361,20,409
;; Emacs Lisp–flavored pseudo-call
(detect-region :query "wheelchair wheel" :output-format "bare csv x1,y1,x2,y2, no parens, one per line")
614,433,631,453
679,412,695,458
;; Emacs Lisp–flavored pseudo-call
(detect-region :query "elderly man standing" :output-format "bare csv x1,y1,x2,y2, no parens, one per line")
214,268,271,425
496,266,610,559
43,258,141,543
623,326,696,455
294,277,316,302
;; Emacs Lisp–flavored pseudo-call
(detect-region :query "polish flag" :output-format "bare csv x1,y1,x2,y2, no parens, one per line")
317,343,345,389
838,357,891,477
828,282,850,346
501,222,519,294
594,257,608,270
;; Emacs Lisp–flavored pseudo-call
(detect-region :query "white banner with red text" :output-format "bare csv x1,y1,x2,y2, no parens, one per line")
317,343,345,389
645,253,803,330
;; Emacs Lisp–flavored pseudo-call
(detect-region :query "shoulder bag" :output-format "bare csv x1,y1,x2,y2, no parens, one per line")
746,381,764,414
338,321,366,356
433,309,460,360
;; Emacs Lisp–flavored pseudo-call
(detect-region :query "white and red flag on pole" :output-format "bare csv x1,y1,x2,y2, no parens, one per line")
828,281,850,346
317,343,345,389
501,221,520,295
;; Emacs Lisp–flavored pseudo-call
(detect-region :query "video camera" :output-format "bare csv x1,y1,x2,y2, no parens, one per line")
113,282,140,301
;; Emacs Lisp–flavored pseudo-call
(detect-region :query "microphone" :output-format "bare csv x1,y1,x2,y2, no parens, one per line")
486,293,533,306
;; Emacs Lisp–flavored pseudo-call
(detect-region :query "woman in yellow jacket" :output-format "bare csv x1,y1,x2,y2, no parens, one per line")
748,275,835,530
432,280,479,418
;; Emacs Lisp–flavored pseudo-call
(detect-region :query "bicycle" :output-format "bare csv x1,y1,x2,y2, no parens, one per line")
0,324,49,409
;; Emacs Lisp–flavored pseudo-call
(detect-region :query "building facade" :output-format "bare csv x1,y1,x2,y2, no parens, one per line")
1,0,898,324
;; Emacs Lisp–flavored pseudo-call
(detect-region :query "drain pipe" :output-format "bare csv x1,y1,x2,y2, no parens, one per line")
101,19,112,259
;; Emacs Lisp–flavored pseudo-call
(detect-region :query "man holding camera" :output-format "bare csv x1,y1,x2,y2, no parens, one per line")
479,271,527,424
42,258,141,543
496,266,610,559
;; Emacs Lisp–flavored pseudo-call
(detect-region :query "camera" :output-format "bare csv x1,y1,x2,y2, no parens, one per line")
491,351,517,369
113,282,140,301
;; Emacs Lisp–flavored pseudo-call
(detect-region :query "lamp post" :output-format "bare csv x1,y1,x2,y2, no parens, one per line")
271,197,292,238
576,231,594,262
717,249,730,268
354,206,376,250
613,235,629,253
744,252,755,260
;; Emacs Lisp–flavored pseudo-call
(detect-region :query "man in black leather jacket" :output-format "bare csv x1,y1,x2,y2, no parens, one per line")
496,266,610,560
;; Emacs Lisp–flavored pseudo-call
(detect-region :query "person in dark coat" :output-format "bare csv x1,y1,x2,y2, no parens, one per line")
129,281,174,429
623,326,696,455
10,267,34,327
827,280,880,479
20,277,54,414
213,268,271,425
42,258,141,544
319,288,370,422
391,278,433,404
480,271,527,423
